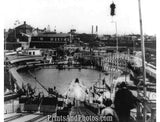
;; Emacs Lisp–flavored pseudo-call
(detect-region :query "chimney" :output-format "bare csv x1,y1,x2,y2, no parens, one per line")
24,21,26,25
91,25,94,34
96,25,98,34
54,26,56,32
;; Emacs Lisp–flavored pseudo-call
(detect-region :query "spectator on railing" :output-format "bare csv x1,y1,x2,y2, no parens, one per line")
48,86,58,97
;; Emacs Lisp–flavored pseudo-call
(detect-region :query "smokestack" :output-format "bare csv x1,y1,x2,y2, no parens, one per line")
91,25,94,34
96,25,98,34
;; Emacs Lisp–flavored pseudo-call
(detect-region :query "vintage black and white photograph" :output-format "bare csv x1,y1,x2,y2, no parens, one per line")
3,0,156,122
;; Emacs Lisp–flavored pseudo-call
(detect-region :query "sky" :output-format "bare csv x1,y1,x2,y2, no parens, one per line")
3,0,157,35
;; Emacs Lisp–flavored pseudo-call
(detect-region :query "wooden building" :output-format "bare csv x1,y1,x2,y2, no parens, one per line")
30,32,71,48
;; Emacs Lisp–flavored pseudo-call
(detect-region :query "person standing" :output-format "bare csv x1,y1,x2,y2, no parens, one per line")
101,98,119,122
114,82,140,122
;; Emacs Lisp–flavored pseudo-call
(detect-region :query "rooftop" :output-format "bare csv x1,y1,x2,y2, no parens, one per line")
15,21,33,29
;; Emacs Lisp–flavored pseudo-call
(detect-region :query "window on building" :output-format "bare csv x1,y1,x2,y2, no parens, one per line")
29,52,31,55
40,37,43,41
51,38,53,41
33,52,35,55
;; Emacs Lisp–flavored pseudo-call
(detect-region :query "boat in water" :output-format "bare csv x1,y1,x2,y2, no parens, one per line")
64,78,87,101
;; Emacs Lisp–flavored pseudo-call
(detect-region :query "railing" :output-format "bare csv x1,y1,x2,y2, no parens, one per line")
136,91,156,122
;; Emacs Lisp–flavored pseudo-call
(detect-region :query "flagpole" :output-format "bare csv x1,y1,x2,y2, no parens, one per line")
138,0,147,121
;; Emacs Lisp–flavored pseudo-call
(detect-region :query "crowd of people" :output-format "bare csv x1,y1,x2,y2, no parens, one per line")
17,80,141,122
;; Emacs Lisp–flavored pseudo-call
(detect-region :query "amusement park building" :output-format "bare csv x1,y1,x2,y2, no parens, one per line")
30,32,71,48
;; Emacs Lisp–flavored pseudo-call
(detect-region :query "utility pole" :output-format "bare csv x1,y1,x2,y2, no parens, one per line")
138,0,147,121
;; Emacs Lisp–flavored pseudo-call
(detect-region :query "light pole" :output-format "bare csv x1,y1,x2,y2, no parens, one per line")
110,2,118,69
114,21,119,70
138,0,147,121
111,20,119,71
110,2,118,51
111,21,118,52
115,21,118,52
